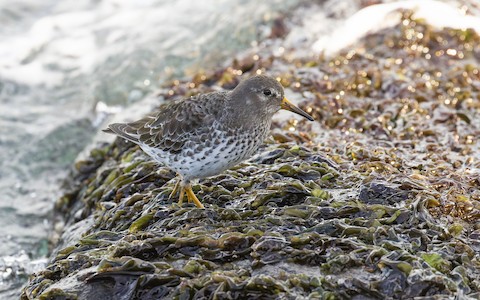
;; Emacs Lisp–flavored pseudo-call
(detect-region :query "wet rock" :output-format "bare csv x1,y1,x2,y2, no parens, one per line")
22,8,480,300
358,181,409,205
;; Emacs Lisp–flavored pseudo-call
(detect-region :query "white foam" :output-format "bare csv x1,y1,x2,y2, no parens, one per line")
312,0,480,56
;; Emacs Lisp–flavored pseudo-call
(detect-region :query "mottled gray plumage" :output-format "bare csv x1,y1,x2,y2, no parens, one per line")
104,75,313,208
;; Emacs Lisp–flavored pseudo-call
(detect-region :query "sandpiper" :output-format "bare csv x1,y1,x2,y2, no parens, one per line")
104,75,314,208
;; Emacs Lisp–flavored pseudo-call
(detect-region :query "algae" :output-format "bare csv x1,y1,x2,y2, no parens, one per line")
22,8,480,300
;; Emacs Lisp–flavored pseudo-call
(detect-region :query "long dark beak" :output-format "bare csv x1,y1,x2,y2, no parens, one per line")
281,97,314,121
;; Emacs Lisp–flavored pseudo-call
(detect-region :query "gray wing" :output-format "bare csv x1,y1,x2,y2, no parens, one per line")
104,91,227,154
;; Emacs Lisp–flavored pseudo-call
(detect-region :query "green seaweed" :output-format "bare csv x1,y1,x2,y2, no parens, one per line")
129,214,154,233
21,9,480,300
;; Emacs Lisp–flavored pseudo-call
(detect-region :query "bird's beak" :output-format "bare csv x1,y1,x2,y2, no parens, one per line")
281,97,314,121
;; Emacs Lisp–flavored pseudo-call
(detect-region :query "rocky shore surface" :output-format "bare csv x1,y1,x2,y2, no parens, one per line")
22,6,480,300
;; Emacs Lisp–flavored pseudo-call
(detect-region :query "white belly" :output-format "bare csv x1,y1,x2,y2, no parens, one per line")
140,129,266,181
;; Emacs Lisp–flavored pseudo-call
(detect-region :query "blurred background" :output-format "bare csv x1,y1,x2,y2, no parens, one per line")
0,0,478,298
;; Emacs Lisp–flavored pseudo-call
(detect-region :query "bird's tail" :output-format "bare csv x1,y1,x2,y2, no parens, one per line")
103,123,140,144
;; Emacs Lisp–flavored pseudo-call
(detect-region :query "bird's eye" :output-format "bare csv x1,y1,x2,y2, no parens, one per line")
263,89,272,96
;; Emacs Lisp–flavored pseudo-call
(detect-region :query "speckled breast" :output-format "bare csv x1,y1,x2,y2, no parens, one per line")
142,123,270,181
174,126,269,180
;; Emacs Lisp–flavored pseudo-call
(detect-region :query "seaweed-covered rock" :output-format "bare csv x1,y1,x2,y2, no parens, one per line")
358,181,408,205
22,8,480,300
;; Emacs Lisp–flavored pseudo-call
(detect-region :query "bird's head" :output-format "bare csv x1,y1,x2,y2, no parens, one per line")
229,75,314,122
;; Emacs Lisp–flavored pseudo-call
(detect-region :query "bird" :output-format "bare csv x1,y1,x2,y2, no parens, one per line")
103,75,314,208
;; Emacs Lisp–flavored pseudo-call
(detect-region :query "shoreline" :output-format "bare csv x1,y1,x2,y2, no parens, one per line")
22,2,480,299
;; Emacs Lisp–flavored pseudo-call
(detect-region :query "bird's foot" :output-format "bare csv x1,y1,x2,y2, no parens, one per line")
177,184,204,209
169,180,180,199
185,185,204,209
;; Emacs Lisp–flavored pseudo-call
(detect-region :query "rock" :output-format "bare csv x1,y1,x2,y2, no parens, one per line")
22,8,480,300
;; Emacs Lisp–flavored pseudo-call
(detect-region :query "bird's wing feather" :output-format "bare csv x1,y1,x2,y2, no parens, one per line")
104,91,227,154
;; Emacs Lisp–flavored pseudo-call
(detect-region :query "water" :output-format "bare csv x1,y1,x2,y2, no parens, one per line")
0,0,301,297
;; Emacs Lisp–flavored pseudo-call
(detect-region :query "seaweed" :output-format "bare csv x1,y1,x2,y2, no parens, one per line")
22,9,480,300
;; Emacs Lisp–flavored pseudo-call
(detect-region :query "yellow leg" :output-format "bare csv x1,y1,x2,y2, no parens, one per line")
178,187,185,205
169,180,180,199
185,185,204,209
